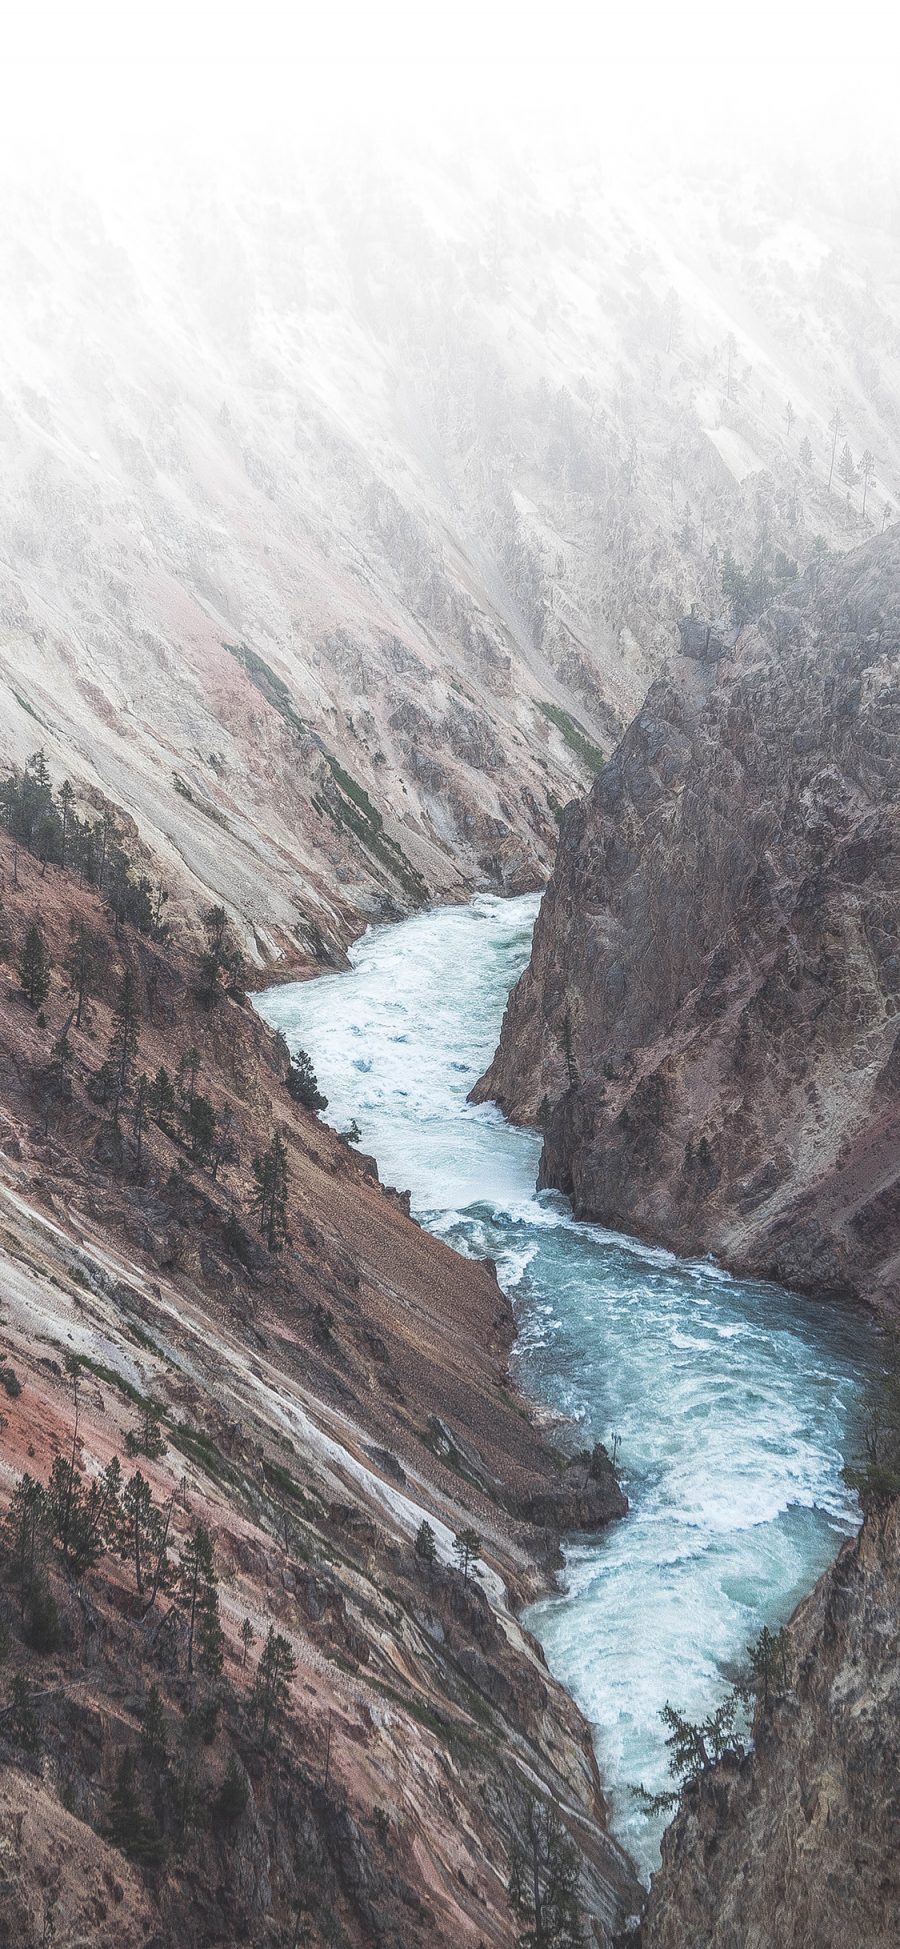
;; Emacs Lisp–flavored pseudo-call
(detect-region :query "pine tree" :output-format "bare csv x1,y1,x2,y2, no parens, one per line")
4,1473,49,1619
784,399,795,437
140,1684,169,1762
210,1103,239,1180
239,1616,255,1669
838,439,856,487
214,1750,249,1822
107,970,140,1103
107,1749,165,1863
414,1519,437,1564
250,1132,290,1252
197,904,245,1008
286,1047,328,1112
508,1797,586,1949
119,1471,159,1595
799,434,813,468
741,1623,792,1707
19,923,51,1009
859,448,876,517
186,1091,217,1164
38,1030,73,1134
125,1400,166,1460
46,1449,121,1579
148,1065,177,1133
176,1524,224,1677
58,780,75,865
452,1527,481,1585
253,1624,297,1746
8,1674,39,1750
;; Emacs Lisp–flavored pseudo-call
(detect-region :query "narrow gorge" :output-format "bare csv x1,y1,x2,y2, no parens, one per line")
0,63,898,1949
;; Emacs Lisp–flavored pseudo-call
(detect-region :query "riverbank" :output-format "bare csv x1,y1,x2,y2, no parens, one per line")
255,892,871,1875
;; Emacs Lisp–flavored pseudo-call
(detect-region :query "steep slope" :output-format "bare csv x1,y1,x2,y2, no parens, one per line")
642,1498,900,1949
476,527,900,1316
0,823,639,1946
1,144,898,965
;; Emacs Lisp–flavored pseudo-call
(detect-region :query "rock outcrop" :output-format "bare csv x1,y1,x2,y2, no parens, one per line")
642,1498,900,1949
476,531,900,1317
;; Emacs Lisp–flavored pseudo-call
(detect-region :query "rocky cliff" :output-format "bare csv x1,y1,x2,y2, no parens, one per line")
641,1496,900,1949
476,529,900,1317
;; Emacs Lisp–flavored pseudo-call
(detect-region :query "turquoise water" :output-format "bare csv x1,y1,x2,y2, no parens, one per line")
254,893,870,1874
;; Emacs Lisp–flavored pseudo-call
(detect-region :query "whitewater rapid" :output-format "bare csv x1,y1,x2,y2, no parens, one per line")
255,893,869,1875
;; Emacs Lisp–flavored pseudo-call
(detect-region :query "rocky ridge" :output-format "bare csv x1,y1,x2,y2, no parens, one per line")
476,528,900,1317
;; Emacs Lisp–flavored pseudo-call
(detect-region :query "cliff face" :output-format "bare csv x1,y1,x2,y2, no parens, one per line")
476,531,900,1316
0,828,638,1948
642,1498,900,1949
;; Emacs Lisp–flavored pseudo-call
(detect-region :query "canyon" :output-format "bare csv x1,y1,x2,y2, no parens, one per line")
1,143,898,967
0,125,897,1949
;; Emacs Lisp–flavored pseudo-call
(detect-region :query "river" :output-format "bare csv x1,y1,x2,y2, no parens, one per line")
254,892,870,1875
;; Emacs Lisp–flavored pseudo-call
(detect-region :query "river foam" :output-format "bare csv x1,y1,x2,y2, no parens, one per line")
254,893,869,1875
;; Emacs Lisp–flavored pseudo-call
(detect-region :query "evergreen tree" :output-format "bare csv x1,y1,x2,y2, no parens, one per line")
119,1471,161,1595
19,923,51,1009
414,1519,437,1564
286,1047,328,1113
239,1616,255,1669
148,1065,178,1133
186,1091,217,1164
63,923,99,1030
508,1797,586,1949
741,1623,792,1707
107,1749,165,1863
38,1031,73,1134
176,1524,224,1677
859,448,876,517
197,904,245,1008
4,1473,49,1619
125,1401,166,1461
214,1750,249,1822
784,399,795,437
57,780,75,866
452,1527,481,1585
46,1450,121,1579
838,439,856,487
107,970,141,1103
799,434,813,468
132,1072,149,1171
253,1624,297,1746
250,1131,290,1252
210,1103,239,1180
8,1674,39,1750
140,1684,169,1762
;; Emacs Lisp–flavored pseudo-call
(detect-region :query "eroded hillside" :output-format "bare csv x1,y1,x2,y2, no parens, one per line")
0,813,639,1947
